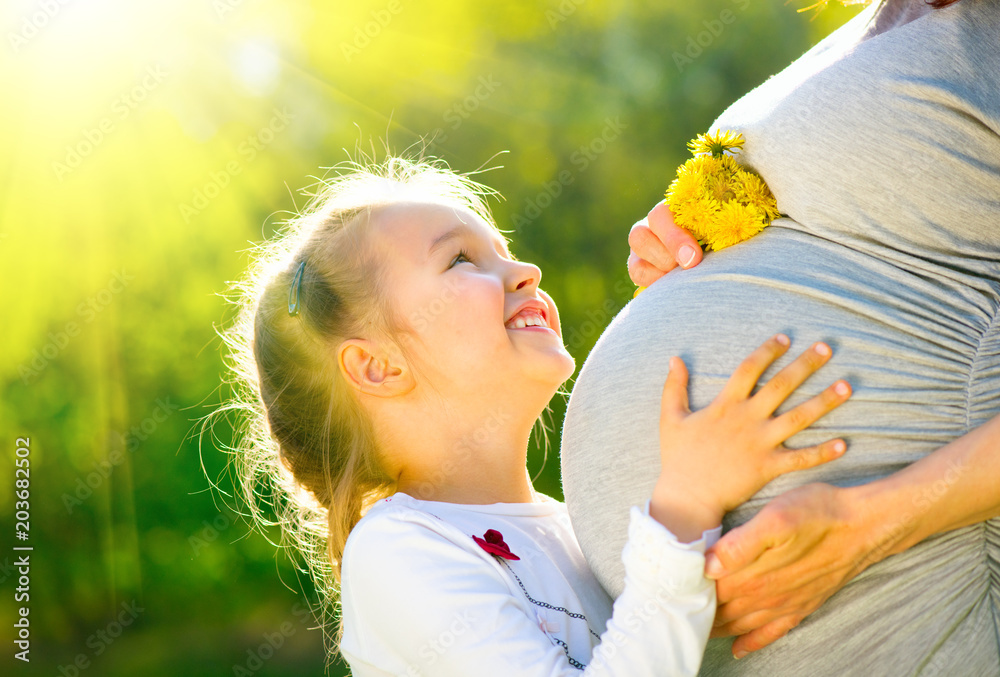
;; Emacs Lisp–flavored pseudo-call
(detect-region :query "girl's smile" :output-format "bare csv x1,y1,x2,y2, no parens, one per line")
505,300,554,331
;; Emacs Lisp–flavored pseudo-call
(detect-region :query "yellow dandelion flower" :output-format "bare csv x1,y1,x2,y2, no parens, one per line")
732,170,759,200
689,155,723,176
733,172,780,222
688,129,745,158
637,129,780,298
666,170,703,205
706,202,766,251
674,157,702,177
672,196,719,242
705,173,735,204
755,195,780,223
719,155,742,178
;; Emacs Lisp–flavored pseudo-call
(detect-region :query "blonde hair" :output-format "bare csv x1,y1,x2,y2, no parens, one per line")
208,154,503,661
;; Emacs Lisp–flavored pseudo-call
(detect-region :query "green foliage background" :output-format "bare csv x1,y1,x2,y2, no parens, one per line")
0,0,861,674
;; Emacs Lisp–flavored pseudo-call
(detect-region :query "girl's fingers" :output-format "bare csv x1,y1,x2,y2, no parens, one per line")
660,356,691,420
768,380,852,442
718,335,791,403
751,342,834,416
768,439,847,479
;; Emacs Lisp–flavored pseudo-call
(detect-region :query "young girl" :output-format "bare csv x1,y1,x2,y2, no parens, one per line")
219,156,851,676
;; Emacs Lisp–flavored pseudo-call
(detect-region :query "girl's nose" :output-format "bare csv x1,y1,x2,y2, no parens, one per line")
508,260,541,292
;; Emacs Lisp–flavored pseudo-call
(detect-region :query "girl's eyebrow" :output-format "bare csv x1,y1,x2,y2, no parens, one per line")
427,224,471,258
427,224,510,259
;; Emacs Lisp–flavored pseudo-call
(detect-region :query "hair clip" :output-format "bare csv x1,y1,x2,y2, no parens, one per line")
288,261,306,316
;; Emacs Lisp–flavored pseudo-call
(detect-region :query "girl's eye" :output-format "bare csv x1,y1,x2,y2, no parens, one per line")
449,249,473,268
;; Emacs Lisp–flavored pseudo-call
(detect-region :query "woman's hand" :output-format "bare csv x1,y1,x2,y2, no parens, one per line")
650,335,852,542
627,202,703,287
706,410,1000,659
704,483,880,658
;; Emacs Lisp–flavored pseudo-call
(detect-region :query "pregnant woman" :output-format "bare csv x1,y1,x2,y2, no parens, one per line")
561,1,999,674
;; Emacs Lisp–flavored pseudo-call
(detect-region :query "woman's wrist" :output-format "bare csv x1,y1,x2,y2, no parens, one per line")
845,418,1000,567
841,475,927,570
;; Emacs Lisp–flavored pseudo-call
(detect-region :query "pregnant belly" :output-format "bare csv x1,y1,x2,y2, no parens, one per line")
561,224,1000,674
596,225,996,513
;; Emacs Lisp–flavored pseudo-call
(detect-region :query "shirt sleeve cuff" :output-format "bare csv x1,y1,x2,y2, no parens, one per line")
640,499,722,550
620,500,720,594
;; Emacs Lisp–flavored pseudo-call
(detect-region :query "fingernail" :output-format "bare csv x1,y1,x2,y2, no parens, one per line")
775,334,790,346
679,245,697,268
834,382,849,396
833,440,846,454
705,553,725,579
815,342,831,357
734,649,748,660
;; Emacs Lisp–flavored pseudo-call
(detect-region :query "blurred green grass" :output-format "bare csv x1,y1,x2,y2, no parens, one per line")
0,0,861,674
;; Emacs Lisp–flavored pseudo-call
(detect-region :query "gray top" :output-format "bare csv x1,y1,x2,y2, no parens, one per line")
560,1,1000,675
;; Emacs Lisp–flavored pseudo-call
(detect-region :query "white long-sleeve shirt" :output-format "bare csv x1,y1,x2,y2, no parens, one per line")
339,491,721,676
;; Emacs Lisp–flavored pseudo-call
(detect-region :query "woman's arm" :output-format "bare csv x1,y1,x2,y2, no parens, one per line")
703,410,1000,658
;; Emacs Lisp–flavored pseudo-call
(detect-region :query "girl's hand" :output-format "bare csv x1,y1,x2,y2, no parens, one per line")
649,335,852,542
627,202,703,287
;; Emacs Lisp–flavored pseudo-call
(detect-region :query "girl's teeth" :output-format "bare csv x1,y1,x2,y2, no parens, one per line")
510,313,547,329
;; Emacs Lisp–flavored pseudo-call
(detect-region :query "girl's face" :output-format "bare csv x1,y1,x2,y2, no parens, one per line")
369,201,576,403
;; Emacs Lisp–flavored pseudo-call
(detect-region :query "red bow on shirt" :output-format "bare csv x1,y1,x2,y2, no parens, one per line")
473,529,520,560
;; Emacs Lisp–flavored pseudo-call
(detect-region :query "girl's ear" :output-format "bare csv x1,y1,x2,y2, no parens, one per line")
337,338,414,397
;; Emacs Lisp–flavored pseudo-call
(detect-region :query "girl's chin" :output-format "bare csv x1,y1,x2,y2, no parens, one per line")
539,352,577,387
557,353,577,380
